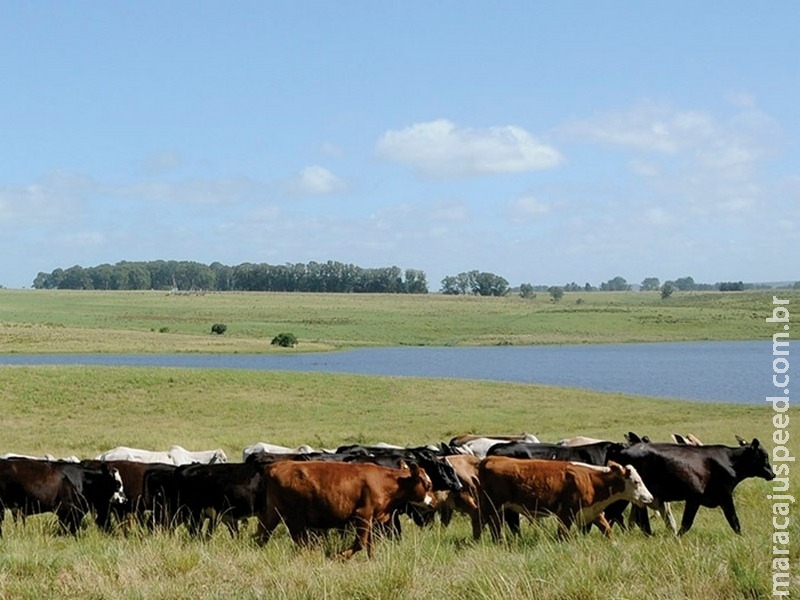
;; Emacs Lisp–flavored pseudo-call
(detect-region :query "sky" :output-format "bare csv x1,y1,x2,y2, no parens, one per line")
1,2,798,290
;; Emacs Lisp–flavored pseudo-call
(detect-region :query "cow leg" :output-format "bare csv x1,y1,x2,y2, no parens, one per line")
504,509,521,536
678,501,700,535
555,513,573,540
629,504,652,535
592,514,613,538
340,516,370,559
439,504,453,527
604,500,628,531
255,508,281,545
658,501,678,535
720,497,742,534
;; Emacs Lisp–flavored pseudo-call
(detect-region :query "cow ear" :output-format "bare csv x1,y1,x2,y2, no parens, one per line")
408,462,421,476
735,435,748,447
625,432,641,444
751,438,760,448
608,461,623,473
398,459,410,470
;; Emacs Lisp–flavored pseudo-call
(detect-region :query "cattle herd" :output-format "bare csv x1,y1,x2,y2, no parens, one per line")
0,432,775,558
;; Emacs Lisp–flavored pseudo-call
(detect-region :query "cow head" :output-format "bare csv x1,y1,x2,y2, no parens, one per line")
403,463,437,508
98,464,128,505
610,462,653,507
413,451,463,492
735,438,775,481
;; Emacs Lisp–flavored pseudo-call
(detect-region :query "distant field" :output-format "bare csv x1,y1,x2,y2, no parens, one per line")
0,366,797,599
0,288,793,353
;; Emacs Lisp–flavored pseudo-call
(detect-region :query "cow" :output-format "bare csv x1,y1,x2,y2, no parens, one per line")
477,457,653,541
96,445,226,466
449,434,540,459
242,442,317,461
0,452,80,462
258,460,436,558
172,462,268,537
427,454,483,539
0,458,126,535
487,440,624,466
81,460,177,531
616,437,774,535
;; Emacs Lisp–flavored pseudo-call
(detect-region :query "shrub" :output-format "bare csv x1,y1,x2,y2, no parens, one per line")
271,332,298,347
211,323,227,335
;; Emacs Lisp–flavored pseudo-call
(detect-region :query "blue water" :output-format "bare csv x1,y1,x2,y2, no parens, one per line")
0,341,777,404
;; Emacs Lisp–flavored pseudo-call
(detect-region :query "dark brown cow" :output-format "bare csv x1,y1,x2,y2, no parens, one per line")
0,458,126,535
259,460,436,558
478,457,653,541
426,454,482,539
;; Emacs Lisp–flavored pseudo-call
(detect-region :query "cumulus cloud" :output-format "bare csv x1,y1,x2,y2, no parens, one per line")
376,119,562,178
292,165,346,195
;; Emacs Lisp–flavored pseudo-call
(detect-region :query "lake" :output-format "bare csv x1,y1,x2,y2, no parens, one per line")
0,341,776,404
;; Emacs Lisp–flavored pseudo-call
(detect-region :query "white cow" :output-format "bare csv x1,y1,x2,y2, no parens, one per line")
242,442,317,461
96,445,226,465
450,434,540,459
0,452,80,463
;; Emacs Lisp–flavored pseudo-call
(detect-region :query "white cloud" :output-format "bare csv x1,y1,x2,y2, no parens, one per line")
507,196,551,223
292,165,346,195
376,119,562,178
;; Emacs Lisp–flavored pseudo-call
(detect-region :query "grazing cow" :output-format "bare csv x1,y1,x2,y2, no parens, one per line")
242,442,317,461
478,457,653,541
449,434,539,459
618,437,774,535
0,458,126,535
259,461,436,558
96,445,226,466
487,440,625,466
173,462,268,537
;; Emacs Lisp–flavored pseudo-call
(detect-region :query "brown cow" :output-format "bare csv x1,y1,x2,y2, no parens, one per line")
428,454,482,539
258,460,436,558
478,457,653,541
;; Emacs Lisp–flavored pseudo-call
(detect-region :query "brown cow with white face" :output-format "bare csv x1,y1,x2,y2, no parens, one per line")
478,457,653,540
258,460,436,558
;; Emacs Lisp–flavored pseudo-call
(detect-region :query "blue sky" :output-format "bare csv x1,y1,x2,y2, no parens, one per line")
1,2,797,289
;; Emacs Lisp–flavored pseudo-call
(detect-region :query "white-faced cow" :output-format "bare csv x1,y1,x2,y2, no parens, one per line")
478,457,653,541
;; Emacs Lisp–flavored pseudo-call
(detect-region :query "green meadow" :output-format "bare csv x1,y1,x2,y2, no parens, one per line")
0,288,795,353
0,289,797,598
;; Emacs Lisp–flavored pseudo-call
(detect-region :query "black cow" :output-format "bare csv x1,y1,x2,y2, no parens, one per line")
0,458,126,535
617,437,774,534
334,445,462,493
487,441,624,466
82,460,177,531
172,462,268,537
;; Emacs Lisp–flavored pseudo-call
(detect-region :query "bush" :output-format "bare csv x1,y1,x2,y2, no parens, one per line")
211,323,227,335
271,332,298,347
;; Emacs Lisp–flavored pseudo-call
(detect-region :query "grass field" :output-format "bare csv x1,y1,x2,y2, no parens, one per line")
0,290,797,598
1,288,796,353
0,367,797,599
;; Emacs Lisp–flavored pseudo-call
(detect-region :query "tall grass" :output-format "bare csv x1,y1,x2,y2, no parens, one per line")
0,367,796,599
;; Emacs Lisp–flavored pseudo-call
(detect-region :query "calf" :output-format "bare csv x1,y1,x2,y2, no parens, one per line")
259,461,436,558
0,458,126,535
617,437,774,535
478,457,652,541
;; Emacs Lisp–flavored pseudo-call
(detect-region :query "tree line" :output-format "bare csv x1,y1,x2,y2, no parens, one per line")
32,261,429,294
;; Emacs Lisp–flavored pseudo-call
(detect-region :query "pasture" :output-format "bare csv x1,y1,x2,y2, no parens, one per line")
1,288,796,353
1,366,797,599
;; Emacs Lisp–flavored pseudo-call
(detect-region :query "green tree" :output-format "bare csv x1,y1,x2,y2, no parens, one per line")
640,277,660,291
519,283,536,299
661,281,675,299
600,276,630,291
549,286,564,301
